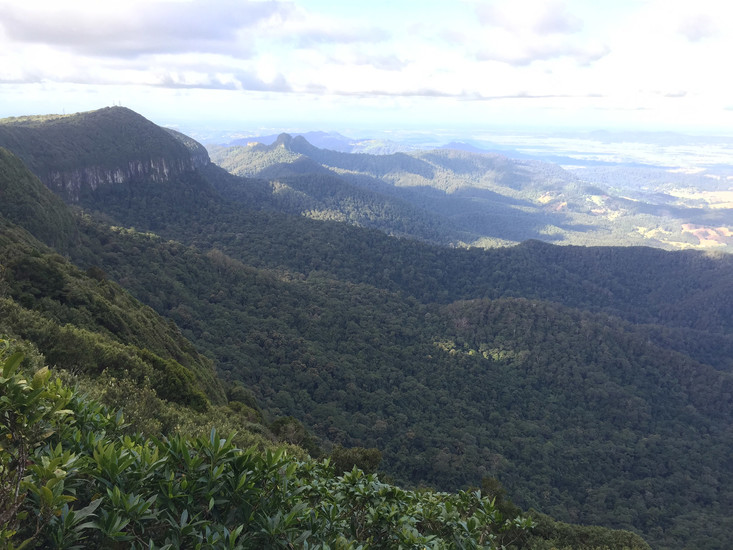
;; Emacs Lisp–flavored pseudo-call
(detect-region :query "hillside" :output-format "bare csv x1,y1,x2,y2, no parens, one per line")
0,153,223,408
3,338,653,549
2,106,733,548
0,148,308,452
64,219,733,547
209,135,733,251
0,147,77,250
0,107,209,203
208,135,470,244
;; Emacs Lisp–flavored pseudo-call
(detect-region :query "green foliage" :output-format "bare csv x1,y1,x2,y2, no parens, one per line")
0,340,75,547
0,107,208,204
526,513,650,550
0,296,213,412
0,346,537,549
4,106,733,548
0,211,225,405
62,198,733,543
68,371,303,458
0,147,77,251
269,416,323,457
330,445,382,476
137,348,210,413
57,186,733,548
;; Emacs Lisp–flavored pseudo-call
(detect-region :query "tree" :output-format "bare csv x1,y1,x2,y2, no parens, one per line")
331,444,382,475
0,340,74,546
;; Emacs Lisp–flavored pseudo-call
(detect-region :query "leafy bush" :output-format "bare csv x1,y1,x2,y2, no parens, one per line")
1,341,536,549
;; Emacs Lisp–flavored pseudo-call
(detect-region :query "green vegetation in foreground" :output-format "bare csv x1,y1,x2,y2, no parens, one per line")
1,340,652,550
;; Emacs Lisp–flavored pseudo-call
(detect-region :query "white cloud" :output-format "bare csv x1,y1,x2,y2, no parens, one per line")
2,0,733,132
0,0,281,57
253,4,390,47
476,0,583,35
471,0,608,67
678,14,716,42
476,36,609,66
533,3,584,34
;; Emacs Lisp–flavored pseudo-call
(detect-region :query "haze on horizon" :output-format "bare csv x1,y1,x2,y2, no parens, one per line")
1,0,733,137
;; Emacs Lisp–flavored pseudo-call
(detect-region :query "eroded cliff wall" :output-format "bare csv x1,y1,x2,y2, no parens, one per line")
0,106,210,203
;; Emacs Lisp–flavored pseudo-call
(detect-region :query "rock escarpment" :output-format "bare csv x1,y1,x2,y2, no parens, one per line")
45,154,207,202
0,106,209,203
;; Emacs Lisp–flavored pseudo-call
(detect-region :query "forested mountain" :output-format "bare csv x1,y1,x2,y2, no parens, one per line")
0,108,208,205
2,106,733,548
210,133,733,251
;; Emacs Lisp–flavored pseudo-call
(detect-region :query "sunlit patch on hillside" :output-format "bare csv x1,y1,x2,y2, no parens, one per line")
537,192,554,204
681,223,733,247
667,189,733,209
635,226,671,239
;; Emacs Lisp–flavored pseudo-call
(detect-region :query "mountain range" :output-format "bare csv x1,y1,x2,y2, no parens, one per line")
209,131,733,251
2,106,733,549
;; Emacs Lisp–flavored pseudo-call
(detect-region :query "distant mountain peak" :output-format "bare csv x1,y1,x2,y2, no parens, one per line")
271,133,319,155
274,133,294,147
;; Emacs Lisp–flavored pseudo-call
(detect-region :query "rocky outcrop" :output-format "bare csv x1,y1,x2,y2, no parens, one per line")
45,153,208,202
0,106,211,203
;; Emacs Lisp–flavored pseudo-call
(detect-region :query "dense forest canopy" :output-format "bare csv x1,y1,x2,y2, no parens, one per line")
1,107,732,548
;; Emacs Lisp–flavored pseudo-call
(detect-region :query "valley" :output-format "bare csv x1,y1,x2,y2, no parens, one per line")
208,128,733,252
1,106,732,549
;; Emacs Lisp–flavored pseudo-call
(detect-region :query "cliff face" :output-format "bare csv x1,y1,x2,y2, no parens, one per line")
0,106,210,203
45,152,208,202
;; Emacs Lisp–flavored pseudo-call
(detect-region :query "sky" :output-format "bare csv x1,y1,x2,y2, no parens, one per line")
1,0,733,137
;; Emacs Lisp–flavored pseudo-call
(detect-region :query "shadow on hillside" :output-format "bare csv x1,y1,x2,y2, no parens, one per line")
430,186,592,242
254,158,332,179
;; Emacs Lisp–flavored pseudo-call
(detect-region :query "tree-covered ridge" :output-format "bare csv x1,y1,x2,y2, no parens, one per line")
0,107,208,202
0,223,222,409
0,148,314,450
209,134,733,251
62,209,733,547
207,140,469,245
0,148,224,407
133,186,733,335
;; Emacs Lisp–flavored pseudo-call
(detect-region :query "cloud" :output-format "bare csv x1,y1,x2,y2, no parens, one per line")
0,0,301,92
289,24,389,48
155,72,237,90
0,0,285,58
321,86,599,103
0,53,292,93
476,0,582,35
256,6,390,48
678,14,716,42
532,4,583,34
477,39,609,67
332,52,407,72
153,70,291,92
471,0,606,66
234,71,291,92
